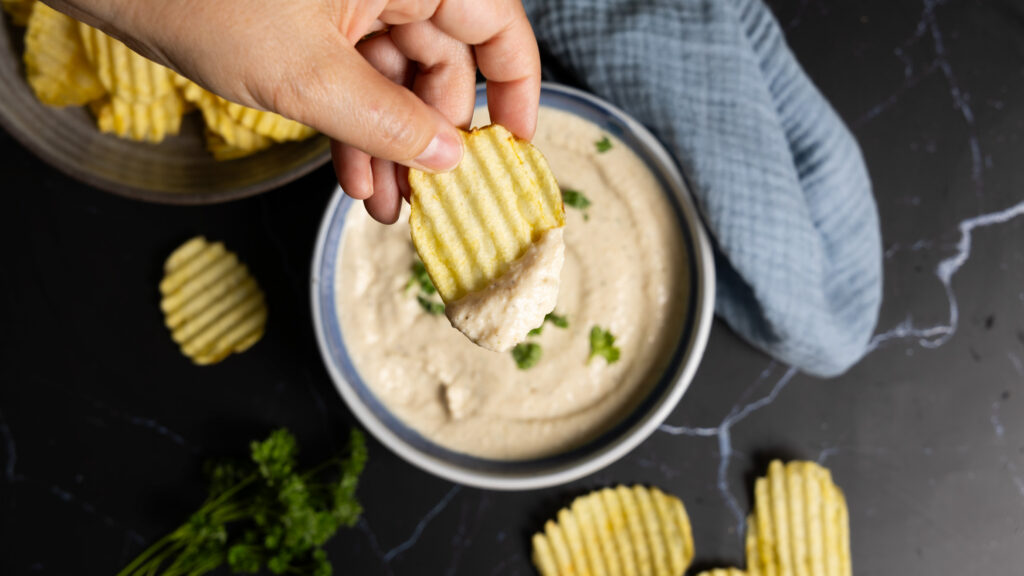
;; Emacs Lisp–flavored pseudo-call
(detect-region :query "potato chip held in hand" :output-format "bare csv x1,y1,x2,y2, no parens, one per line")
409,124,566,352
159,236,267,365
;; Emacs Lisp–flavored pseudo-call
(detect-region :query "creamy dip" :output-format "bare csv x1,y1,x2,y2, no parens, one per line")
446,227,565,352
335,107,689,460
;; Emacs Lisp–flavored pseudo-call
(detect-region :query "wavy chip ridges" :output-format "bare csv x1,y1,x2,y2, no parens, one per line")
409,124,564,303
159,236,267,365
532,485,694,576
746,460,851,576
23,3,104,106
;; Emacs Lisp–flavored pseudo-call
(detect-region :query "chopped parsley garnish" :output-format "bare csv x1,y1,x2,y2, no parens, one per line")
417,294,445,315
588,326,621,365
117,428,367,576
562,189,591,210
407,258,444,315
546,313,569,329
528,312,570,336
595,136,613,153
406,260,436,295
512,342,542,370
562,189,592,221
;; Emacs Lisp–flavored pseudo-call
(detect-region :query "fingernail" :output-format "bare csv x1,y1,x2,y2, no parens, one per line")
413,130,462,172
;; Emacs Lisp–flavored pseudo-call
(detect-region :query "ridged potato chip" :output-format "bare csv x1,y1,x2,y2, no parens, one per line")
204,129,272,161
175,76,273,155
2,0,36,26
696,569,748,576
175,75,314,143
159,236,267,365
23,3,104,106
532,485,694,576
90,92,184,142
78,23,175,101
221,100,316,142
746,461,851,576
409,124,565,304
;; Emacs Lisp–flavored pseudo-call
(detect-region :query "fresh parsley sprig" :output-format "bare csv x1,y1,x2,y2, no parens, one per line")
117,428,367,576
595,136,613,153
406,259,444,315
512,342,542,370
589,326,621,365
561,188,592,221
528,312,570,336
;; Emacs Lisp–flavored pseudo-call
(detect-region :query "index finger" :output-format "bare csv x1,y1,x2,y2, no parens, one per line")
430,0,541,139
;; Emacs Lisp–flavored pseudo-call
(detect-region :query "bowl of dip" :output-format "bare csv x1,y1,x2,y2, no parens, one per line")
311,83,715,490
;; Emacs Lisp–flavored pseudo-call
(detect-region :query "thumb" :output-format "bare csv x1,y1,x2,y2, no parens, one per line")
266,31,463,172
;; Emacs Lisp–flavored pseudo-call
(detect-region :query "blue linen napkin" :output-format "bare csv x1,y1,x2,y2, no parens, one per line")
522,0,882,377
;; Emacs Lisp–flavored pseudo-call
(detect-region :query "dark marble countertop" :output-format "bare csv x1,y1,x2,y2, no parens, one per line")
3,1,1024,574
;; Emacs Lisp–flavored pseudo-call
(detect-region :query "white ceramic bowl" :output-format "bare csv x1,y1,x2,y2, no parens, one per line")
311,83,715,490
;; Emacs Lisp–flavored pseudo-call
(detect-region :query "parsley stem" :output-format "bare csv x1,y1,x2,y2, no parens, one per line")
115,532,178,576
116,474,256,576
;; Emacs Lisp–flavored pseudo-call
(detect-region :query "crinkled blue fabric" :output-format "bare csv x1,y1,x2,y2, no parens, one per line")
522,0,882,377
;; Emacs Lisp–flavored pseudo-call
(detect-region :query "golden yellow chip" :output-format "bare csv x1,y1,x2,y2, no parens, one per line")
695,569,748,576
90,91,184,142
175,74,310,152
23,3,104,106
3,0,36,26
159,236,267,365
221,100,316,142
745,515,761,576
78,23,175,102
746,461,851,576
408,124,565,304
602,487,638,576
204,129,272,161
573,494,612,576
531,486,694,576
176,77,272,154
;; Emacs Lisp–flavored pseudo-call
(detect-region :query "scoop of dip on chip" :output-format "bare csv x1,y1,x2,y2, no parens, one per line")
335,106,689,460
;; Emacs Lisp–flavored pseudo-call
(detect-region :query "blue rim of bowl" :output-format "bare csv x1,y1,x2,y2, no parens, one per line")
311,82,715,490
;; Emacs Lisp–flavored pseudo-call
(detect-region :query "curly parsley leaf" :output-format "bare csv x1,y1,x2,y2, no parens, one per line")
528,312,569,336
405,260,436,295
117,428,367,576
417,294,445,315
407,258,445,315
546,312,569,329
595,136,613,153
512,342,542,370
562,189,591,211
561,189,591,221
588,326,621,365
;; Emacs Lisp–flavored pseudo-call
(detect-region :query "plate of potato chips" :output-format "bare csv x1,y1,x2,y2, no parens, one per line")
0,1,329,203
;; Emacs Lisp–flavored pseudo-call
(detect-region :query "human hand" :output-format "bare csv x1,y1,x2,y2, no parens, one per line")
49,0,541,223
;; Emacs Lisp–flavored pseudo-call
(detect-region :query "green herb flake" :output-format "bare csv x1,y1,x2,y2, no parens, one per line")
562,189,591,211
118,428,367,576
406,259,436,295
588,326,621,365
512,342,542,370
546,312,569,329
527,312,570,337
595,136,613,153
417,294,445,316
